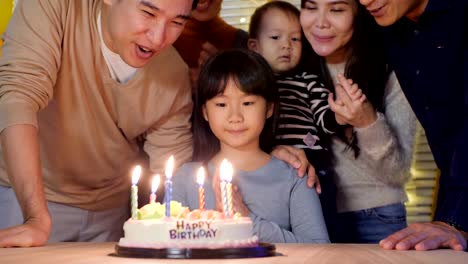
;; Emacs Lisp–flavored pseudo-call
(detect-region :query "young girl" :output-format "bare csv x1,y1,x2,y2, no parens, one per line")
247,0,344,241
172,49,329,243
248,1,340,170
300,0,417,243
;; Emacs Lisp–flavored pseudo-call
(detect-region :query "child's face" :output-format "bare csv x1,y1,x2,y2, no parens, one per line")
300,0,357,64
203,79,273,153
248,8,302,73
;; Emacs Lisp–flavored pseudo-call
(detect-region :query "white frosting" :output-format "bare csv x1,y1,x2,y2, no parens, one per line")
118,217,258,249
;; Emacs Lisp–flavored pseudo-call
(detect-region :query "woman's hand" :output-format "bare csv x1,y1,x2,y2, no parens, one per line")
328,74,377,128
271,145,321,193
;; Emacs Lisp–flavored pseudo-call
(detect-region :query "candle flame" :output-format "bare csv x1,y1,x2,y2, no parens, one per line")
131,165,141,185
165,155,175,180
196,167,205,186
151,174,161,193
220,159,233,182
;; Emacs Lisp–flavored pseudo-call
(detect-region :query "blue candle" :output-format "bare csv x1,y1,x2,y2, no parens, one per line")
164,156,174,218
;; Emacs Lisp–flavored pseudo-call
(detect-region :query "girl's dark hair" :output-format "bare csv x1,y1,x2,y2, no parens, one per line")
249,1,300,39
301,0,390,157
192,49,280,162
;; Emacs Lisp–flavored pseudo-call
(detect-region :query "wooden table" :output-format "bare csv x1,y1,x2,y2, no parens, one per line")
0,243,466,264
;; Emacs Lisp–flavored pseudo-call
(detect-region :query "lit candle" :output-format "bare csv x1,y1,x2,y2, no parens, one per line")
196,167,206,210
220,159,233,218
131,165,141,220
150,174,160,204
164,156,174,218
226,180,234,217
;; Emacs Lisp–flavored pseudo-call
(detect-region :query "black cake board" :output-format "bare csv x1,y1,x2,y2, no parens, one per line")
114,243,276,259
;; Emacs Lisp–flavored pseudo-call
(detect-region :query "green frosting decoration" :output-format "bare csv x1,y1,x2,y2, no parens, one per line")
137,201,189,220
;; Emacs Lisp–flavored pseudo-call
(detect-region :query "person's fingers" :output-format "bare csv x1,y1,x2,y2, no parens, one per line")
358,94,367,104
201,41,218,53
414,238,434,251
433,223,468,251
328,93,349,125
394,231,429,250
199,50,210,62
328,93,344,113
414,235,448,251
337,74,352,92
381,222,468,251
346,83,359,95
349,86,362,100
380,226,415,249
305,164,316,187
199,42,218,66
271,146,301,170
328,93,352,123
443,237,466,251
271,146,314,178
335,82,352,105
292,148,309,177
198,51,213,66
306,165,320,192
0,224,48,248
315,179,321,194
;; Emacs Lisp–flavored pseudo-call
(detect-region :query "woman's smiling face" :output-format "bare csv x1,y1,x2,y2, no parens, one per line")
300,0,357,64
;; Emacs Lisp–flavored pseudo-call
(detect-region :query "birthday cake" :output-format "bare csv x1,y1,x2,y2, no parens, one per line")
118,201,258,249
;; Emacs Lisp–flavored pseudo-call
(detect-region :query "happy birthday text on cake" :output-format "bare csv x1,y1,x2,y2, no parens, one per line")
169,220,218,240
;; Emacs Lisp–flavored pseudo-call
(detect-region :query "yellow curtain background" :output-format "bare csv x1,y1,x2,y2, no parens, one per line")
0,0,15,57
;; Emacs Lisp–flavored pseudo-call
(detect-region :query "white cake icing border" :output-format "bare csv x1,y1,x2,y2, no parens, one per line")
118,236,259,249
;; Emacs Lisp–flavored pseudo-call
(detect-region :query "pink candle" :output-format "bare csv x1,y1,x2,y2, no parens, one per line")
150,174,160,204
196,167,206,210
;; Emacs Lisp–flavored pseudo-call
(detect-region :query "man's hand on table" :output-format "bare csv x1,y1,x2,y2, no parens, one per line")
380,221,467,251
0,217,50,247
271,145,321,194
